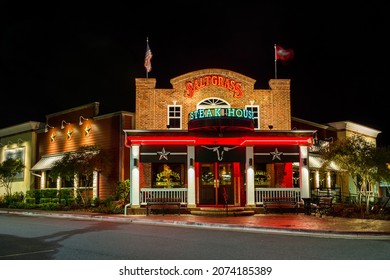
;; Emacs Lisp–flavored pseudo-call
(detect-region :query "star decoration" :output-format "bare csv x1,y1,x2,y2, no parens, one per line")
270,148,283,160
67,129,73,140
84,126,92,137
157,147,170,160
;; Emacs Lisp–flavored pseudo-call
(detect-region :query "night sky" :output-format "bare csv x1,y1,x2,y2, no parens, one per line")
2,2,388,146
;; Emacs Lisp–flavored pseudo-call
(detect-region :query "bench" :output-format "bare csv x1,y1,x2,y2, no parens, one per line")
146,197,182,216
263,197,299,214
311,196,334,217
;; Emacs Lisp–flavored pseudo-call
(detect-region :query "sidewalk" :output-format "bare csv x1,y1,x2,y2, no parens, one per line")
1,208,390,239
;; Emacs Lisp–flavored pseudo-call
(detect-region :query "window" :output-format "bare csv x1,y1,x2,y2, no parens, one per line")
245,105,259,129
167,105,182,129
46,170,57,188
152,163,185,188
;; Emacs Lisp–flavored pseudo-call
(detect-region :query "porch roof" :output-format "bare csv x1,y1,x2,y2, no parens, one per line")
30,154,64,171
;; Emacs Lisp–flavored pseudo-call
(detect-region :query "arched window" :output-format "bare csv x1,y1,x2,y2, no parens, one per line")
197,97,230,109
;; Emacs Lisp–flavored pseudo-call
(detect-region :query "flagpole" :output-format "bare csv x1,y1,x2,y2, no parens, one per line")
274,44,277,79
146,37,149,78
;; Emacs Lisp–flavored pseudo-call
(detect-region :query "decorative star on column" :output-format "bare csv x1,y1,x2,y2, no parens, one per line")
157,147,170,160
270,148,283,160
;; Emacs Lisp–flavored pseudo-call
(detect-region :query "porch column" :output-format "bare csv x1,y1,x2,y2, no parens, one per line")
92,171,98,199
131,144,140,208
73,174,78,198
187,145,196,207
41,171,46,189
300,145,310,198
246,146,255,207
326,171,331,189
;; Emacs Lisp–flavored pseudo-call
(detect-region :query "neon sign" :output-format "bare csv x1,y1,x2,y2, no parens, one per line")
184,75,243,98
189,108,254,120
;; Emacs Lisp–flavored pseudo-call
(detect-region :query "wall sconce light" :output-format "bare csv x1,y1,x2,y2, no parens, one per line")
79,116,88,126
325,137,334,143
17,138,24,146
189,158,194,167
7,140,13,147
249,158,253,167
314,133,319,145
61,120,70,129
302,158,308,166
133,158,139,167
268,125,273,130
45,124,54,133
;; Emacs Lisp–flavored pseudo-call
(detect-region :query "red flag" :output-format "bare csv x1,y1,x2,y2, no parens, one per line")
144,38,153,73
275,44,294,61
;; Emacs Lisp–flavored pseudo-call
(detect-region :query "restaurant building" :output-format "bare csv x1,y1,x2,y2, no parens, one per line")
125,69,315,211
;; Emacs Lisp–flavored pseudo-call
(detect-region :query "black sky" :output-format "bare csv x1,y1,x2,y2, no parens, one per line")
1,2,389,146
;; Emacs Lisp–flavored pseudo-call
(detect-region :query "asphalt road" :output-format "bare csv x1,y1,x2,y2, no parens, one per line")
1,213,389,260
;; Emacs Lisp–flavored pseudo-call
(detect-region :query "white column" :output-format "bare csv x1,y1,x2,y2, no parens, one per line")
41,171,46,189
131,145,140,207
93,171,98,199
246,146,255,207
314,170,320,189
300,145,310,198
187,145,196,208
73,174,78,198
326,171,331,189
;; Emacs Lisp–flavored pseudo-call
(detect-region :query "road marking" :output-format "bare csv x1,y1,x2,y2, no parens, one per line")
0,249,55,258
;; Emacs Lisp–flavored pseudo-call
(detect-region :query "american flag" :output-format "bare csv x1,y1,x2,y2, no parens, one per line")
144,38,153,73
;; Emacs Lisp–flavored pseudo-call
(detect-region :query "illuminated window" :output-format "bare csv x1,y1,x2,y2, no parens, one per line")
152,163,184,188
197,97,229,109
245,105,260,129
167,105,182,129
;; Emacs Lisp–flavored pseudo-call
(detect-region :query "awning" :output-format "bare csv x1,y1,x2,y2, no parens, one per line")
293,156,340,171
30,154,64,171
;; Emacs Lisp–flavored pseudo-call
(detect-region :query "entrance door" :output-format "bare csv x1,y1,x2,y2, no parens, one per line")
199,162,234,206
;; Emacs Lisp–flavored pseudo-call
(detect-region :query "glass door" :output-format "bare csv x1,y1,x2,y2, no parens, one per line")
199,162,234,206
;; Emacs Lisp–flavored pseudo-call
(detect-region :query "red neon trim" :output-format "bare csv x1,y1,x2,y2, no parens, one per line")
126,136,312,146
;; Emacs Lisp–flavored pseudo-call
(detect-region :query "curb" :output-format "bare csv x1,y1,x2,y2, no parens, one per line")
2,209,390,240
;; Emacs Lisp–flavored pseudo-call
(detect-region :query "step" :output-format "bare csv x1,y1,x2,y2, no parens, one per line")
190,208,255,217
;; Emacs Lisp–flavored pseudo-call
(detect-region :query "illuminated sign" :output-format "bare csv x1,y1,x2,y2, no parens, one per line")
189,108,254,120
184,75,243,98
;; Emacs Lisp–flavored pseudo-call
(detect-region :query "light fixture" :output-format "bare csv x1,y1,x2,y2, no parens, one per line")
249,158,253,167
45,124,54,133
314,133,319,145
17,138,24,146
61,120,70,129
302,158,308,166
325,137,334,143
7,140,13,146
79,116,88,126
268,125,273,130
133,158,139,167
189,158,194,167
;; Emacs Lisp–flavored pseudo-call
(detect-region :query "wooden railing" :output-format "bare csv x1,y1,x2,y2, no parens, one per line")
255,188,301,205
140,188,188,205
